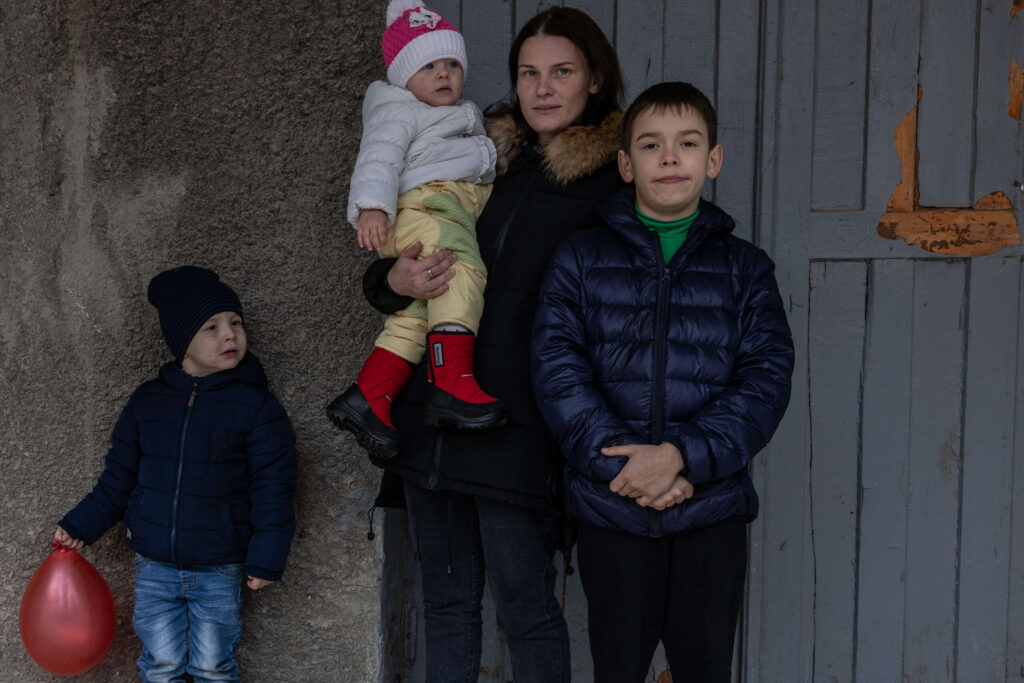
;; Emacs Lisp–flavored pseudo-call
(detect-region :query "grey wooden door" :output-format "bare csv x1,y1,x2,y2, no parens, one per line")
384,2,1024,681
761,1,1024,681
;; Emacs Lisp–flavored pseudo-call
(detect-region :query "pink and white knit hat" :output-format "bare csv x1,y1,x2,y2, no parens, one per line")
382,0,467,88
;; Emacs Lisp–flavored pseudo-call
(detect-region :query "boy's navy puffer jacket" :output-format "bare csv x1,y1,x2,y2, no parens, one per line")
60,354,296,580
532,188,794,537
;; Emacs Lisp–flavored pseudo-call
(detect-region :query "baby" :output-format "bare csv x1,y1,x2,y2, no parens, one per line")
328,0,504,458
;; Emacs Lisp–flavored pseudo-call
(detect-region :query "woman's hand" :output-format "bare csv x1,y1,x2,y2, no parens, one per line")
54,527,84,551
386,242,457,299
357,209,389,251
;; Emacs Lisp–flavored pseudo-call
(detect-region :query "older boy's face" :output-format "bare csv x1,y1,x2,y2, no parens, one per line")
181,311,247,377
617,106,722,221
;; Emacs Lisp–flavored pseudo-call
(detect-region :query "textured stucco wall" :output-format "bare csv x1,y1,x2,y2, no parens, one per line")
1,2,390,680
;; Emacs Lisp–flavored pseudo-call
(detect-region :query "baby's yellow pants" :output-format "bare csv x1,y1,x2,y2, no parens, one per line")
374,180,492,364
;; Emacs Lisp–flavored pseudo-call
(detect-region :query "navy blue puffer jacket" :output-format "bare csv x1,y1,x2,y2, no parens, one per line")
60,354,296,580
532,189,794,537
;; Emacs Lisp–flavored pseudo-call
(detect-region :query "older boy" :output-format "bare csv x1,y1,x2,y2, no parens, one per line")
55,266,297,683
532,82,794,681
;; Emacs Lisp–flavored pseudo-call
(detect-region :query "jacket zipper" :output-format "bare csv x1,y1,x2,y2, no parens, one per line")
646,218,707,536
171,381,197,562
649,248,671,538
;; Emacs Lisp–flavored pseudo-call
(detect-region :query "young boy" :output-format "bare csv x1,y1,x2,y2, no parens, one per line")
55,266,297,683
531,82,794,682
327,0,504,458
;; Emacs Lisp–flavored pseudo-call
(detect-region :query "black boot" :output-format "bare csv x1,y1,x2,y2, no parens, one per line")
327,385,400,459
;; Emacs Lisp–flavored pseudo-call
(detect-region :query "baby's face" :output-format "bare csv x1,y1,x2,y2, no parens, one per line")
406,58,464,107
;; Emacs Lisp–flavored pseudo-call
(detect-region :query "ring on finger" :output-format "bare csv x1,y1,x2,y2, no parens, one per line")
427,267,435,279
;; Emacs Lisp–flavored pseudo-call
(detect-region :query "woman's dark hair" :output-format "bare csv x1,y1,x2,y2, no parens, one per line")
496,7,624,132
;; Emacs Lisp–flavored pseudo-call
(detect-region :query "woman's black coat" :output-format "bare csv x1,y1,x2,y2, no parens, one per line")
362,111,625,513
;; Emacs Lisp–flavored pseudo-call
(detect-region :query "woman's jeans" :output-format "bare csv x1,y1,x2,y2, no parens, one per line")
133,554,244,683
403,480,571,682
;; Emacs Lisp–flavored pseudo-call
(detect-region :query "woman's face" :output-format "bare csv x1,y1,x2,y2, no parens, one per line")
516,34,600,145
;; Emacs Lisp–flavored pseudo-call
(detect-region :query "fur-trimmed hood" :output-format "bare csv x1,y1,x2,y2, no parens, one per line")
488,110,623,185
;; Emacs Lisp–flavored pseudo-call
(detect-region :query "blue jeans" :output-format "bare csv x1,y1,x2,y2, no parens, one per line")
133,554,243,683
403,480,570,682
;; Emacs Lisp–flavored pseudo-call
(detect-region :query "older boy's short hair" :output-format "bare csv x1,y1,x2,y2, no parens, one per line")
621,82,718,151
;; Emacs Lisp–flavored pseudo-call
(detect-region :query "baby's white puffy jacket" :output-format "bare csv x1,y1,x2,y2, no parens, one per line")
347,80,498,228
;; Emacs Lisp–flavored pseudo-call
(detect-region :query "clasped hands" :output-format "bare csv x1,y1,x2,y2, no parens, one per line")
604,442,694,510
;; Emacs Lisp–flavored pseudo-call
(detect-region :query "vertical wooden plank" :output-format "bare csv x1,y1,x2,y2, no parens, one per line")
1008,257,1024,681
956,255,1021,681
648,644,669,682
663,0,716,100
516,0,559,33
662,0,716,217
917,0,977,207
462,0,514,110
973,0,1021,206
715,0,760,242
810,0,868,211
742,0,781,676
746,0,815,680
808,260,867,683
566,0,615,44
902,259,967,683
428,0,460,23
1016,13,1024,220
864,0,921,213
616,0,663,102
856,259,914,683
743,453,767,683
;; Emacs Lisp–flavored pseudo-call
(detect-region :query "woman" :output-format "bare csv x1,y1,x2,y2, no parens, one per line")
361,8,625,680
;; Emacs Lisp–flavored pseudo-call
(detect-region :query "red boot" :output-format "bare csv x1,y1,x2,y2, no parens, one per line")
422,330,507,429
327,347,414,458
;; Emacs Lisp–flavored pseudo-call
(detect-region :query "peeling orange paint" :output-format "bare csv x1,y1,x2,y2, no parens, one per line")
1013,0,1024,20
876,89,1022,256
1008,59,1024,120
885,99,919,213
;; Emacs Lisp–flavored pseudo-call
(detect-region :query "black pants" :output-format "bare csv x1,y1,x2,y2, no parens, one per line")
576,520,748,683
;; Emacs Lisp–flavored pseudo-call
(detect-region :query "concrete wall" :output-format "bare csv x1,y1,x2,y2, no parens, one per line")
0,2,389,680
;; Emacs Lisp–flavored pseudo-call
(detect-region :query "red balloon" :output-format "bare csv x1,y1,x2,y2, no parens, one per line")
20,543,116,675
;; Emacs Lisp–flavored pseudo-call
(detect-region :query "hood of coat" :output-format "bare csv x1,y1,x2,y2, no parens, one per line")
597,186,737,262
159,352,269,392
488,110,623,185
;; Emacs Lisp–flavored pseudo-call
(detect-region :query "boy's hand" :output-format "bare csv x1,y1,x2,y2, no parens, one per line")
603,442,685,506
247,576,274,590
649,475,694,510
54,527,84,551
357,209,389,251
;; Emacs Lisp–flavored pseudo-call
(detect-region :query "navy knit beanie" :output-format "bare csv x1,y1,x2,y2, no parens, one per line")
146,266,243,362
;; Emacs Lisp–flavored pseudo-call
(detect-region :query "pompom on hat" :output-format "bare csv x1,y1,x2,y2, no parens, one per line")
146,266,242,363
382,0,467,88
